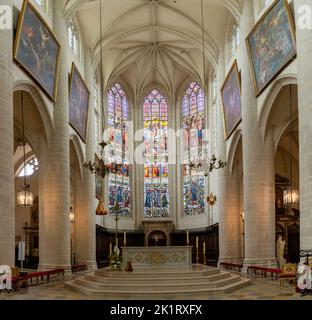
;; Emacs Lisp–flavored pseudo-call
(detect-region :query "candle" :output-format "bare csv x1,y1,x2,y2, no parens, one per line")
196,236,198,249
109,242,112,255
203,242,206,254
124,231,127,246
186,230,189,245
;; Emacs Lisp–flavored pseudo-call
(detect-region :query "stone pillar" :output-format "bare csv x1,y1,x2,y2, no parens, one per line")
241,1,276,269
217,50,241,265
294,0,312,252
38,0,71,270
0,1,14,266
75,48,97,270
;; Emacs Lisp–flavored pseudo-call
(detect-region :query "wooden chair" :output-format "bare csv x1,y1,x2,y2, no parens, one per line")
278,263,297,288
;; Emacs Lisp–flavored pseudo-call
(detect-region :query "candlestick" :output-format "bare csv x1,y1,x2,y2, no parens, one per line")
186,230,189,245
203,242,206,254
196,236,198,248
109,242,112,255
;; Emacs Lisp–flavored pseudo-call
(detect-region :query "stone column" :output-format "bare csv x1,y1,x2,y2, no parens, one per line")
241,1,276,269
0,1,14,266
75,48,97,270
38,0,71,270
217,50,241,265
294,0,312,252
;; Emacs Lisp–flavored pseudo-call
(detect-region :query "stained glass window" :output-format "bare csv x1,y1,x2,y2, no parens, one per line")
143,89,169,218
68,21,79,56
107,83,130,217
182,82,206,216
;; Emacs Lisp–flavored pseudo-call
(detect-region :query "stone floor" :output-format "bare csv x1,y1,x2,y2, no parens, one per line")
0,270,310,300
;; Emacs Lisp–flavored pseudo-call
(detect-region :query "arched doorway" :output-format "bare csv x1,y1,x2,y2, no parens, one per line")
148,231,167,247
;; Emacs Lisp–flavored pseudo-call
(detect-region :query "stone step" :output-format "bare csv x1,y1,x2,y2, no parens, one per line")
75,273,239,290
86,271,227,284
65,277,251,297
66,265,251,298
94,267,219,279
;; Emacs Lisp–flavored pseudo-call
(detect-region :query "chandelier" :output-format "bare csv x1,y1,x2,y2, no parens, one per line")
83,141,121,179
83,0,120,216
189,155,227,175
17,92,34,208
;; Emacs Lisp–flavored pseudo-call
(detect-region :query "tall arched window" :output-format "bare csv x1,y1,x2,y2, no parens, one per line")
182,82,206,216
68,21,79,56
143,89,169,218
35,0,46,11
230,22,240,56
107,83,130,217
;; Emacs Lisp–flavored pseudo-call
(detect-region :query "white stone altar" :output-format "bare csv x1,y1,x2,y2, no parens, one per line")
122,246,193,268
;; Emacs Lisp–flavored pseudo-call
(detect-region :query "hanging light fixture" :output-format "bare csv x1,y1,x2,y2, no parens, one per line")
17,92,34,208
190,0,226,174
83,0,117,215
283,85,299,208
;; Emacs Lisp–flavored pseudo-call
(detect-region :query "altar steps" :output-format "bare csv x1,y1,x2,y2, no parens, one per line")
66,265,251,298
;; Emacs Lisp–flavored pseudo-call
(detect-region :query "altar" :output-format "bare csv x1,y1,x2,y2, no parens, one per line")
122,246,193,268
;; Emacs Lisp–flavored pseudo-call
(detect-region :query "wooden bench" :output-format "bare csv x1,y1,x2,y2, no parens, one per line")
11,276,28,291
71,265,88,274
220,262,243,271
262,268,281,279
47,269,65,282
27,271,49,285
247,266,265,276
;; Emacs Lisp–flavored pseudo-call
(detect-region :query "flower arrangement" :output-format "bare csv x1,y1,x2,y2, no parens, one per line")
109,252,122,270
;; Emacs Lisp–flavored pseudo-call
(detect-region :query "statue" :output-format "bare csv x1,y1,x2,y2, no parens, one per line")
276,235,286,267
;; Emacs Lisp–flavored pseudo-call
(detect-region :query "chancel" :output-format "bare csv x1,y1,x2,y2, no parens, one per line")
0,0,311,300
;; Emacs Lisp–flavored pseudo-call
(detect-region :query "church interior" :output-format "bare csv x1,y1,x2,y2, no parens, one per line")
0,0,311,301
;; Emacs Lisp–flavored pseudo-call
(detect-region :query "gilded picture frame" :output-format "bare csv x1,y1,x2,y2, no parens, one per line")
13,0,61,102
69,63,90,143
246,0,296,97
221,60,242,140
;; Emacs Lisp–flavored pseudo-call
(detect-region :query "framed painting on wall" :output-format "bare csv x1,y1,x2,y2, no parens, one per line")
95,155,103,200
14,0,61,102
246,0,296,96
69,63,90,143
221,60,242,140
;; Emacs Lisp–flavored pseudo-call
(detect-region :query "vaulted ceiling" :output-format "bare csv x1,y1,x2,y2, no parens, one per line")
64,0,242,98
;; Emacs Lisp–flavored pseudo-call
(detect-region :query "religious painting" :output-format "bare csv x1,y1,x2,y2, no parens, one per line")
246,0,296,96
69,63,90,143
95,155,103,200
221,61,242,140
14,0,60,101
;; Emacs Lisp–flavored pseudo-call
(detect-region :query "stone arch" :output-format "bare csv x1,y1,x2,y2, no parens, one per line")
258,75,298,142
227,128,242,176
70,135,85,180
13,81,53,145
